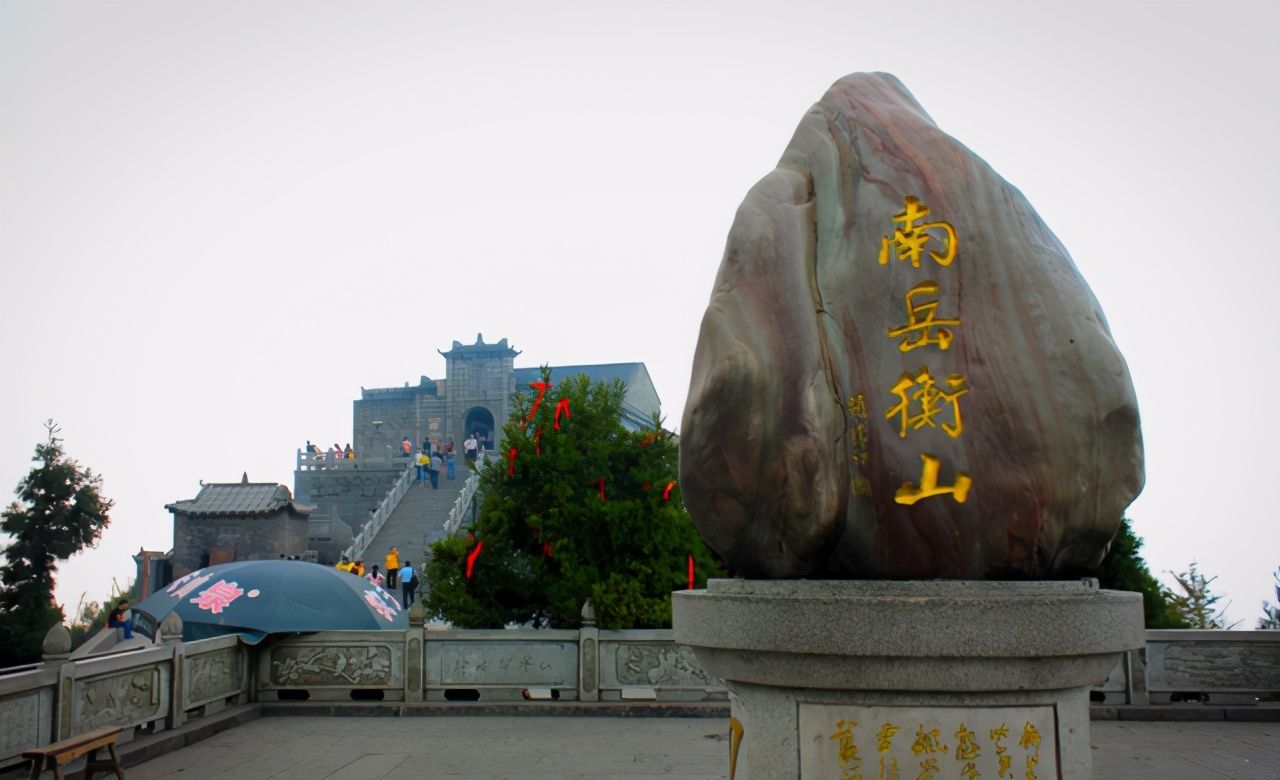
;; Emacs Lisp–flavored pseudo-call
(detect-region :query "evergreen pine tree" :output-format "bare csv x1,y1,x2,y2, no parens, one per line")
0,421,114,667
1256,567,1279,630
1166,560,1237,629
426,371,722,629
1094,516,1188,629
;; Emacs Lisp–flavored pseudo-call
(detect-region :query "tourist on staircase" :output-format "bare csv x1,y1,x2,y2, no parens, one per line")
429,451,443,489
415,449,429,485
385,547,399,589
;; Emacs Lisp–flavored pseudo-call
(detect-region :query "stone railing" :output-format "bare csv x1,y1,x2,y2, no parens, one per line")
1095,628,1280,705
2,623,1276,770
343,460,416,562
253,621,726,705
0,619,252,771
442,472,480,536
296,449,411,471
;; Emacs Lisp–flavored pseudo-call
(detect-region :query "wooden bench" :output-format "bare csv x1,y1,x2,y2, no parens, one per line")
22,726,125,780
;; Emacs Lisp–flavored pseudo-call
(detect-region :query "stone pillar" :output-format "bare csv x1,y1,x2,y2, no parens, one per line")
578,600,599,702
673,579,1143,780
41,624,74,741
162,614,186,730
405,627,425,703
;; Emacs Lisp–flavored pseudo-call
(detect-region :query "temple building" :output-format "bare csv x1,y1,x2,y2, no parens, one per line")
351,334,661,457
164,475,314,580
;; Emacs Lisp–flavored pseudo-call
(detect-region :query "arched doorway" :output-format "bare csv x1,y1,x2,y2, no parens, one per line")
463,406,496,452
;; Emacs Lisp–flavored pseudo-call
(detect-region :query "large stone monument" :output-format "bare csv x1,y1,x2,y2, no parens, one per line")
674,73,1145,779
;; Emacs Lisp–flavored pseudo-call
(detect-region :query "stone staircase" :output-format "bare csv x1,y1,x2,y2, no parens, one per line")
363,472,470,572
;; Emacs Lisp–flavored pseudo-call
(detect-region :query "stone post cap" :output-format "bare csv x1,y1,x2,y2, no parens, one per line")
42,623,72,658
580,599,596,627
408,600,427,627
160,612,184,643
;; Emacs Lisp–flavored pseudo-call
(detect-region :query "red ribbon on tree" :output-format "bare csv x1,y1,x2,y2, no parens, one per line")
525,382,552,424
465,541,483,579
554,398,571,429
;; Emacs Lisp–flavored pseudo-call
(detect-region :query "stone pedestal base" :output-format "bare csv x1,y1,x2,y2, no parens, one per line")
673,579,1143,780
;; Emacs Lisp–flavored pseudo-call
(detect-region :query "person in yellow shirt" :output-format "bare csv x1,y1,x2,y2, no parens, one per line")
385,547,400,589
335,555,355,573
353,560,365,577
415,450,430,485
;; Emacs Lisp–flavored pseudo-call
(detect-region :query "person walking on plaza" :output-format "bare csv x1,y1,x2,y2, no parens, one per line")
365,564,385,588
108,599,134,639
446,448,456,480
464,433,477,464
344,443,354,459
400,561,417,609
401,437,412,457
429,451,443,489
385,547,399,589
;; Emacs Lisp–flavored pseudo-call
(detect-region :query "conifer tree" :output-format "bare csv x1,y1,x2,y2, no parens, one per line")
0,421,114,667
426,371,722,629
1094,516,1189,629
1257,567,1279,630
1166,560,1237,629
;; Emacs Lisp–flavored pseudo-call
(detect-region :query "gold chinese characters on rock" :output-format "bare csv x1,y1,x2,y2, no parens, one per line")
799,704,1056,780
852,196,973,506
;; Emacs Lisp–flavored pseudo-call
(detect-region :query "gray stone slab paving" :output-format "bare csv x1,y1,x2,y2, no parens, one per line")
1090,721,1280,780
112,716,1279,780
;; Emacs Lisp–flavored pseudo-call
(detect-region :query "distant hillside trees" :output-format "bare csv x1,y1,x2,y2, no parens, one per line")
0,421,113,667
425,371,722,630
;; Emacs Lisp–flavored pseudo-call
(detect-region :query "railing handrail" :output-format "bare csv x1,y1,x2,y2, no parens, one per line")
443,472,481,536
343,459,416,562
296,448,409,471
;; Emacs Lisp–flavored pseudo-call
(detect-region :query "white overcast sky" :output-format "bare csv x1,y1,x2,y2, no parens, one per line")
2,1,1276,625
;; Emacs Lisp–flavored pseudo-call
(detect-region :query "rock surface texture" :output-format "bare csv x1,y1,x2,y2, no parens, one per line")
680,72,1143,580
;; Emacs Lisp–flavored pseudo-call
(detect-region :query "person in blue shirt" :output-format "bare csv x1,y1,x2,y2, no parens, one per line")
400,561,417,609
108,599,134,639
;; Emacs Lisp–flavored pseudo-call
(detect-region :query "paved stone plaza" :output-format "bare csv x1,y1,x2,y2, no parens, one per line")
108,716,1278,780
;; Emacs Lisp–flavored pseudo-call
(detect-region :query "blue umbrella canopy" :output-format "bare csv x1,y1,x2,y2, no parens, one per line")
133,559,407,642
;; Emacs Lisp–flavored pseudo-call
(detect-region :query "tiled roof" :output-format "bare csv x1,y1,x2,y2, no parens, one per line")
513,362,645,388
165,483,314,517
514,363,660,429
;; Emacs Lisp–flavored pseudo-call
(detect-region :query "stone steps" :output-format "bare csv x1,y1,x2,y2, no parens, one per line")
363,469,469,573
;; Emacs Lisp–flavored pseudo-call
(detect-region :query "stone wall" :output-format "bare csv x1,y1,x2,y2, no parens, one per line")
353,387,450,460
293,462,405,529
172,513,310,579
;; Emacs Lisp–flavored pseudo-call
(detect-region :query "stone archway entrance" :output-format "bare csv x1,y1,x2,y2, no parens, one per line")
463,406,496,451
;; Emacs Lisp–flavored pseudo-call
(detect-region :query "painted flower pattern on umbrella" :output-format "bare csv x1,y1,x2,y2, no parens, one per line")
190,580,245,614
363,589,400,622
166,570,213,599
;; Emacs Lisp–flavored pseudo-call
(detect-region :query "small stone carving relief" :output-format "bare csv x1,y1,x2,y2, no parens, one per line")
1152,643,1280,690
581,638,597,693
0,693,46,754
437,643,574,686
617,644,714,687
271,645,395,686
80,669,161,730
188,648,241,703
